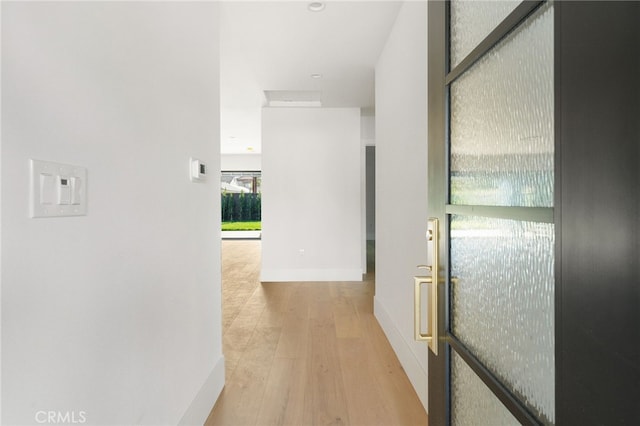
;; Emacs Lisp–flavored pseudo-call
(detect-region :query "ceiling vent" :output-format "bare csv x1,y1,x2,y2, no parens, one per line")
264,90,322,107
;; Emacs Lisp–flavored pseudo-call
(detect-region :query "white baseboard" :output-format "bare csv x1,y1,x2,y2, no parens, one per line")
260,268,363,282
179,355,225,426
374,296,428,411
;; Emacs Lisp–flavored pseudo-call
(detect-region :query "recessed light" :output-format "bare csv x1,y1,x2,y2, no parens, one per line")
311,73,323,79
308,2,325,12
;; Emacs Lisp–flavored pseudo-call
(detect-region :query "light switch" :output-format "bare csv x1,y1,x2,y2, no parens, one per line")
30,159,87,218
70,177,82,205
39,174,55,204
57,176,71,205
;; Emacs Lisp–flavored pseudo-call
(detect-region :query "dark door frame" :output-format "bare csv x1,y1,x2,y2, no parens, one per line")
555,2,640,424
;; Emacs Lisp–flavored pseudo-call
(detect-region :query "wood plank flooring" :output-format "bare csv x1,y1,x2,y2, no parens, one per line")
205,240,427,426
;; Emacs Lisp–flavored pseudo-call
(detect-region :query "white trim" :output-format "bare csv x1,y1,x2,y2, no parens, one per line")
221,230,261,239
374,296,428,411
261,268,363,282
178,356,225,426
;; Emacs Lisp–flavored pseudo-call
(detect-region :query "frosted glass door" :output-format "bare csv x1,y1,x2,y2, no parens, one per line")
446,1,555,425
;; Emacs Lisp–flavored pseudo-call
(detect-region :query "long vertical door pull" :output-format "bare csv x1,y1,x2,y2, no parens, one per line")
414,218,439,355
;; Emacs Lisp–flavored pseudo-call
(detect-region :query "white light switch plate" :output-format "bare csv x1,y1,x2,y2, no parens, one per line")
30,159,87,218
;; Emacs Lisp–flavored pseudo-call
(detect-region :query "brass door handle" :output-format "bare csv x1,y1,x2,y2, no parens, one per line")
414,218,439,356
414,275,435,339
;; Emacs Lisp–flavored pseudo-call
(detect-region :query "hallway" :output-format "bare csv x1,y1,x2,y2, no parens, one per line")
206,240,427,426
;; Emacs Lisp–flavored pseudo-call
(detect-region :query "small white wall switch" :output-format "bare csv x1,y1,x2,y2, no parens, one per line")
190,158,207,182
30,159,87,218
57,176,71,205
70,177,82,205
39,174,55,204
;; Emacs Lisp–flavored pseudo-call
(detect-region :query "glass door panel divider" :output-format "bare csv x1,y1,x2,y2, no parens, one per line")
446,205,553,223
447,0,546,85
449,336,542,425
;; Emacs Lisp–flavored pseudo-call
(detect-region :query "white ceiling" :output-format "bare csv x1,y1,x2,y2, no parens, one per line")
220,1,403,154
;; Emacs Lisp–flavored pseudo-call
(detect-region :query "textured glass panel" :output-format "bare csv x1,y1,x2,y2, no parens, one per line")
451,215,554,423
452,351,520,426
450,3,554,207
450,0,520,67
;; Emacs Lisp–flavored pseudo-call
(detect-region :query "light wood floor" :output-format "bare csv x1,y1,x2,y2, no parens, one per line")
205,240,427,426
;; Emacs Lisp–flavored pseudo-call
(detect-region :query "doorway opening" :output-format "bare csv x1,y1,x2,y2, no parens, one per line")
221,170,262,240
365,145,376,273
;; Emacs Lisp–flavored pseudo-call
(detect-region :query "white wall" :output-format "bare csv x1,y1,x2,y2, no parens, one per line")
1,3,223,425
0,4,3,423
361,114,376,144
261,108,362,282
221,153,261,171
374,1,429,410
